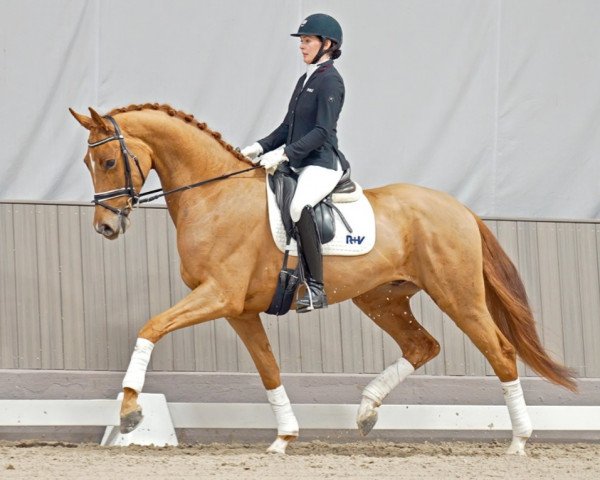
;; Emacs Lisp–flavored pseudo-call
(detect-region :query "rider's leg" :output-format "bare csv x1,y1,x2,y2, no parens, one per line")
290,161,342,313
295,205,327,311
289,161,343,223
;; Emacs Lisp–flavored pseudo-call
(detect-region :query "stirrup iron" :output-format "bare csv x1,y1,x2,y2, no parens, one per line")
296,279,328,313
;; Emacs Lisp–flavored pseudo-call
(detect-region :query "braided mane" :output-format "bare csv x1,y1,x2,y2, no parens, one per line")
108,103,250,164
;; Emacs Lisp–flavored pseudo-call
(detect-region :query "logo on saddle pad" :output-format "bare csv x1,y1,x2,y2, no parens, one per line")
346,235,365,245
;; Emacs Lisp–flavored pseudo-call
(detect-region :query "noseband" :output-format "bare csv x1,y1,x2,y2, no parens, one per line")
87,115,146,216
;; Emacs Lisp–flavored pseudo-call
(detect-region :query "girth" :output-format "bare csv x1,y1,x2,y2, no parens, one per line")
268,163,353,244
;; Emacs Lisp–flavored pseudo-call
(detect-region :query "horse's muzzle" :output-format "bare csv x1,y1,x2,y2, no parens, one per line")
96,222,119,239
95,210,131,239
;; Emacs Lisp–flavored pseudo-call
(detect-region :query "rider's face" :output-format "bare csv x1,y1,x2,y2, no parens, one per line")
299,35,331,64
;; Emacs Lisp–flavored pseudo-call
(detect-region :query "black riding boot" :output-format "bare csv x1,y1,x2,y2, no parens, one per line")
295,206,328,313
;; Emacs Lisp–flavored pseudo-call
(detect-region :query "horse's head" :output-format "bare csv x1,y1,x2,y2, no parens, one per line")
70,107,152,239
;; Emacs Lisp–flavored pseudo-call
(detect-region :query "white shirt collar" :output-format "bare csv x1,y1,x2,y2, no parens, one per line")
303,59,328,86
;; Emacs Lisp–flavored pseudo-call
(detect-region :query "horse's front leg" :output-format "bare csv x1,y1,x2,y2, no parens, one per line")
120,278,241,433
227,315,299,454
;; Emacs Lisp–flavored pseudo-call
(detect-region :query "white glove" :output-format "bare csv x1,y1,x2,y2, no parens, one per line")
240,142,263,163
259,147,287,171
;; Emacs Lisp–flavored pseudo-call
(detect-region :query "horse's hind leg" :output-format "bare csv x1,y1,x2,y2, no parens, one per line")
437,296,531,454
227,314,298,454
352,281,441,435
420,244,531,455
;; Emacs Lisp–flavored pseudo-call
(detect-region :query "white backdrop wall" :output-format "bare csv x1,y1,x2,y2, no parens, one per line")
0,0,598,219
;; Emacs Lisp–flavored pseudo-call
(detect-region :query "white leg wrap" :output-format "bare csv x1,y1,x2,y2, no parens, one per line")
122,338,154,393
266,385,299,436
362,357,415,405
502,379,533,438
266,437,289,454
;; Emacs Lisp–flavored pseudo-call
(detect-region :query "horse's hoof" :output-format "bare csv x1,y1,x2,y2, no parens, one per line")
266,435,297,454
357,410,378,436
505,436,528,456
120,408,143,434
357,397,379,436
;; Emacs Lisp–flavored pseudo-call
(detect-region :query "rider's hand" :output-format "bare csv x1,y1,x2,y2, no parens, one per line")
259,148,287,171
240,142,263,163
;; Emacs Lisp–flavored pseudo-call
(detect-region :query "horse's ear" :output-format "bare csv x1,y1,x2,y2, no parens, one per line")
88,107,111,132
69,108,94,130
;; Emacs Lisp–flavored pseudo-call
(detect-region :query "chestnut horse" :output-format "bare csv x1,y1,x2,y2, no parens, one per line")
70,104,575,456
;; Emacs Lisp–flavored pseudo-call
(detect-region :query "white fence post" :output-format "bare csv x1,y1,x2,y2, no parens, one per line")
101,393,177,447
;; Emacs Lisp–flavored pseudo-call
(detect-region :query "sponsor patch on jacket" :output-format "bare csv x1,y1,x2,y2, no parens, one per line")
306,88,314,92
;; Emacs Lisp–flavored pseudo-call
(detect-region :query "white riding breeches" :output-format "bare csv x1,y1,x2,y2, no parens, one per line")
290,160,343,223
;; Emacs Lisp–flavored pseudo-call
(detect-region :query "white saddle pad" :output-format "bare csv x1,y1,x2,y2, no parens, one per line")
266,174,376,256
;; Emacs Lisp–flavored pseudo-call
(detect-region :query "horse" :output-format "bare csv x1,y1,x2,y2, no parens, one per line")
69,103,575,456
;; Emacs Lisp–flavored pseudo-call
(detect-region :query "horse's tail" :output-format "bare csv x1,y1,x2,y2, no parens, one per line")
473,214,577,391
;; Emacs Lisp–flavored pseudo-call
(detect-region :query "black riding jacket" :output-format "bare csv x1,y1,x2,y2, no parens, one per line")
258,60,350,171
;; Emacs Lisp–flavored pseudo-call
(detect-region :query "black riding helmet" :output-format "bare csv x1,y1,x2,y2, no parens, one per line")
291,13,343,64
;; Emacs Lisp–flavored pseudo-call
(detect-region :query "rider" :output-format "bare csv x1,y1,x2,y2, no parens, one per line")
242,13,350,313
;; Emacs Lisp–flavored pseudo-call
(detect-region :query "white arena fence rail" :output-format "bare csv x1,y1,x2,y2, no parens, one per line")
1,394,599,447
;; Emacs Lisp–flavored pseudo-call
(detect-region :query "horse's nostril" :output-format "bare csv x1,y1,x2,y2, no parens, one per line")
97,223,115,237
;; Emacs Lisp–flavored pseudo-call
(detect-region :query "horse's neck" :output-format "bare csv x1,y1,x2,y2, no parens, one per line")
147,121,241,190
123,112,250,221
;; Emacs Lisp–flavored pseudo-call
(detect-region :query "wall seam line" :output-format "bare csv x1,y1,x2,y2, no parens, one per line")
492,0,503,217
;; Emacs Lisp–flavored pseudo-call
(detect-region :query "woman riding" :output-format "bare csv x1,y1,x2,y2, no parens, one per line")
241,13,350,313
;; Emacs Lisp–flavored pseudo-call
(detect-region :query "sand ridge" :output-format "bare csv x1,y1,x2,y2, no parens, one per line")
1,440,599,479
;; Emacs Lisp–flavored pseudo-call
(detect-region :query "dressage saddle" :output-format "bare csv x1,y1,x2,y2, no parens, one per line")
268,163,355,244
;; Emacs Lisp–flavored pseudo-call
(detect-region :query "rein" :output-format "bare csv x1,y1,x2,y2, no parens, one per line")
88,115,260,211
135,165,260,204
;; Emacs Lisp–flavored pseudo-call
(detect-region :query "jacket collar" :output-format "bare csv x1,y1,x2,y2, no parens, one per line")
302,59,334,89
311,59,334,76
317,59,334,70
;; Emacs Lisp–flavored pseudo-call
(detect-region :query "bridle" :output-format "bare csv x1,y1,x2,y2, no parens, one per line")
87,115,146,216
87,115,260,216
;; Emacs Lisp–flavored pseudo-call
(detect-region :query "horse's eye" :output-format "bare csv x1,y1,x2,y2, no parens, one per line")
105,159,116,169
